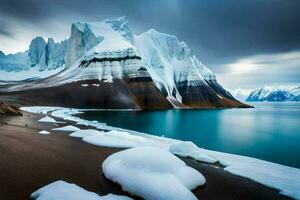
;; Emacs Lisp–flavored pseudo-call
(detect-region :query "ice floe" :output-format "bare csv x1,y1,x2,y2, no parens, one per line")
52,125,80,132
102,146,205,200
31,180,133,200
38,130,50,135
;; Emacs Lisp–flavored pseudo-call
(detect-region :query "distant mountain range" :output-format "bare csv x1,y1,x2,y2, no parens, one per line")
232,86,300,102
0,16,248,109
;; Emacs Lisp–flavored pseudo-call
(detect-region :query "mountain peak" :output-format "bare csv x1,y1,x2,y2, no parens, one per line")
0,51,5,58
105,16,133,43
105,16,129,25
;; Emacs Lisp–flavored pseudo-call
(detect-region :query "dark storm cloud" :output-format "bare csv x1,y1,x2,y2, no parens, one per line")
1,0,300,65
0,19,13,37
0,0,299,88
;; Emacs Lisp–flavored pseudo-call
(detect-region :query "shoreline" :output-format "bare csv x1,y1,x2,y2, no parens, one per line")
0,110,293,200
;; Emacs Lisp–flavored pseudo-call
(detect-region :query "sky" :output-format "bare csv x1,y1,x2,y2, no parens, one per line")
0,0,299,89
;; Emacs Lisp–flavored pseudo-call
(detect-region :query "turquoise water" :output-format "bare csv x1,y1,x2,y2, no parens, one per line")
79,103,300,168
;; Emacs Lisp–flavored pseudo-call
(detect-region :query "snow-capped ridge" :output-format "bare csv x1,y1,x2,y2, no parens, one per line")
246,85,300,102
105,16,134,43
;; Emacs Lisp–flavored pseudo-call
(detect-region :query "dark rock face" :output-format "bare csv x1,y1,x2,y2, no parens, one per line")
0,79,173,110
0,77,249,110
176,80,248,108
0,102,22,115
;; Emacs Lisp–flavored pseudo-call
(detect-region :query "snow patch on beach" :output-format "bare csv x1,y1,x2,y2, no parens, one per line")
171,141,300,199
52,125,80,132
72,129,169,149
22,106,300,200
103,147,205,200
83,131,137,148
170,141,218,164
38,116,65,123
70,129,103,138
38,116,57,123
31,180,133,200
38,130,50,135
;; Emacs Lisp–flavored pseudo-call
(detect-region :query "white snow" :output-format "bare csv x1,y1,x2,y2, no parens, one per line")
230,87,252,101
38,116,57,123
83,131,136,148
0,67,63,81
170,141,217,164
22,106,300,200
38,130,50,135
134,28,216,102
69,129,103,138
31,180,133,200
82,130,168,149
246,85,300,101
172,141,300,199
102,147,205,200
52,125,80,132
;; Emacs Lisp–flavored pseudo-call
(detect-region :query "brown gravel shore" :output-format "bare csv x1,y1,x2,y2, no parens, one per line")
0,111,293,200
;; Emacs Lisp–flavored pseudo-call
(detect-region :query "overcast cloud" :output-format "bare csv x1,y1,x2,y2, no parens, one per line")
0,0,299,89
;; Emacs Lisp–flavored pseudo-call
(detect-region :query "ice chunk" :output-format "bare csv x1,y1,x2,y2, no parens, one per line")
38,130,50,135
170,141,218,164
31,180,133,200
52,125,80,132
102,147,205,200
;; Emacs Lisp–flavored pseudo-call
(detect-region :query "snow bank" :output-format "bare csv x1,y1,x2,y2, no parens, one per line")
170,141,217,163
38,130,50,135
52,125,80,132
172,141,300,199
206,150,300,199
79,130,169,149
31,180,133,200
83,131,136,148
102,147,205,200
69,129,103,138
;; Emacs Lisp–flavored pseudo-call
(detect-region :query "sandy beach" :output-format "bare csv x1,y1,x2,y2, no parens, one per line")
0,111,293,200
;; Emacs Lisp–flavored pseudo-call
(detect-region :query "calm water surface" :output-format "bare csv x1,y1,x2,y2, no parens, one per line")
79,102,300,168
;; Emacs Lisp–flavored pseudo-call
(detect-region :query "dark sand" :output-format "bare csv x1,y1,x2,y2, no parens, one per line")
0,112,293,200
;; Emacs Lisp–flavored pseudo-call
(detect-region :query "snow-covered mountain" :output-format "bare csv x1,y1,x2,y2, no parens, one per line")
230,88,252,102
0,37,67,81
246,86,300,102
0,16,247,109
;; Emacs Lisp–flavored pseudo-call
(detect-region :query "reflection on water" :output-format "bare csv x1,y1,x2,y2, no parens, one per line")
79,102,300,168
